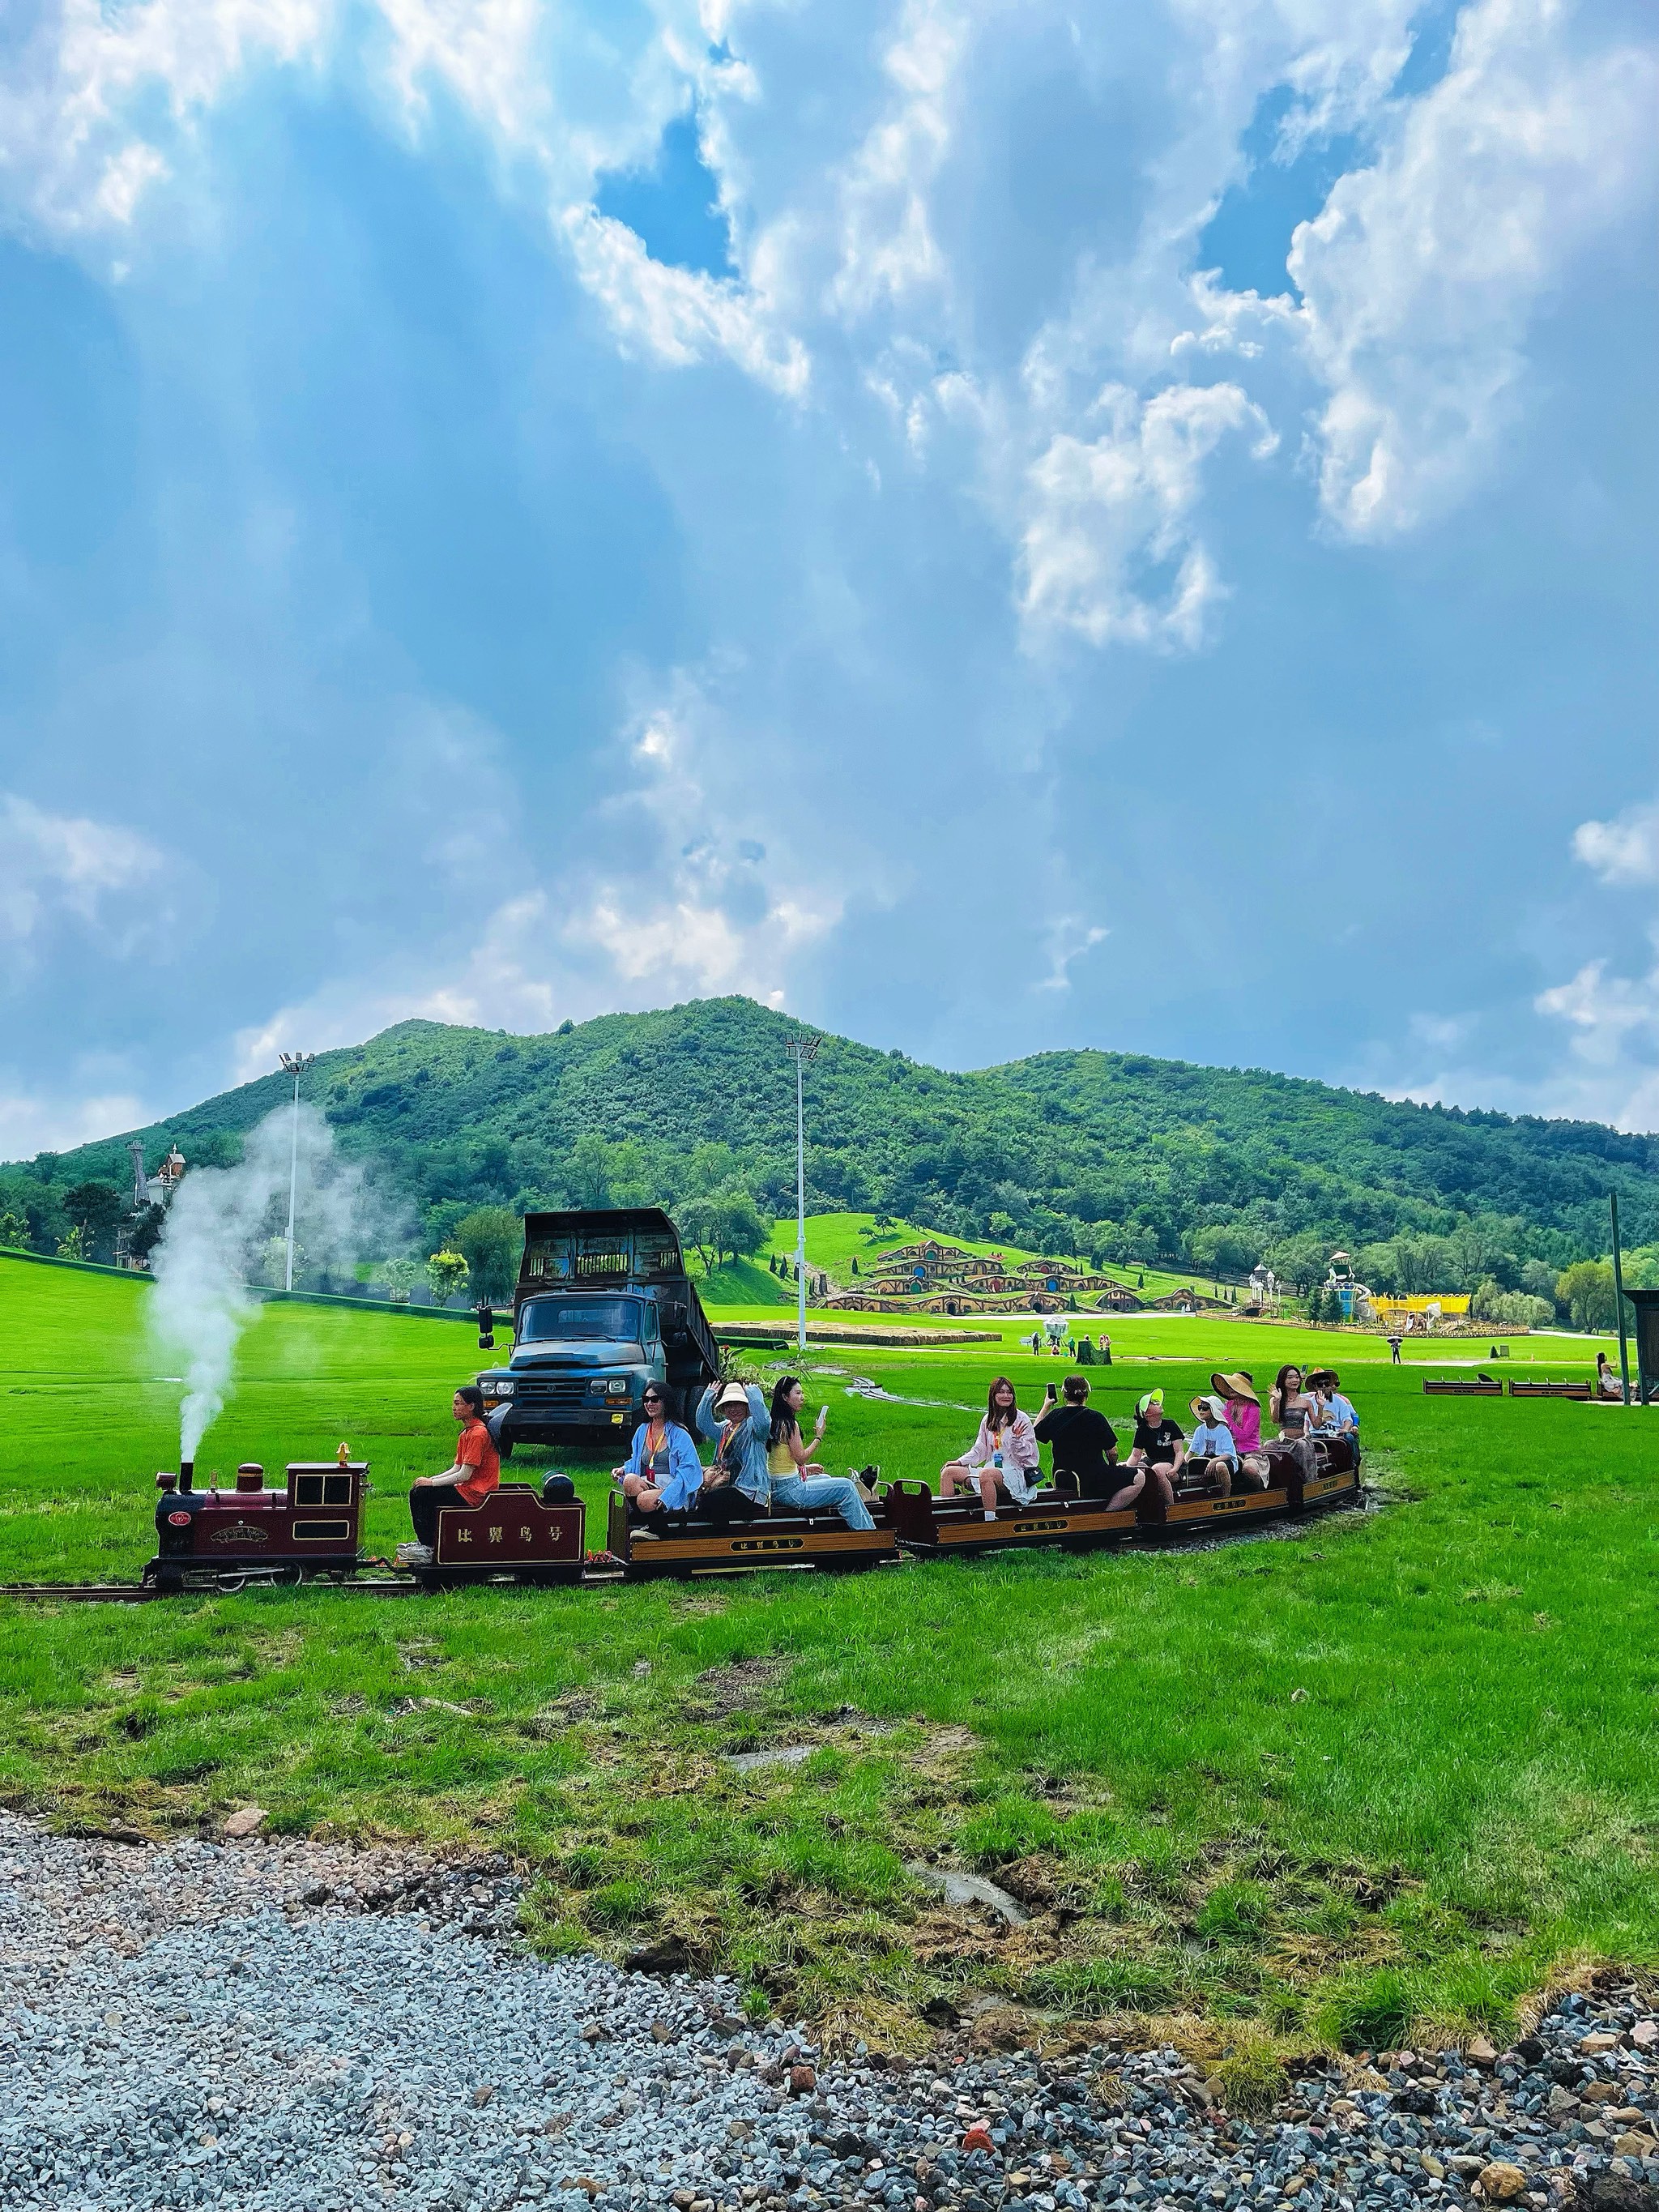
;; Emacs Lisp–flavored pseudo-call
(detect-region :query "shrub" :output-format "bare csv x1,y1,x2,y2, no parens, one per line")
425,1249,469,1306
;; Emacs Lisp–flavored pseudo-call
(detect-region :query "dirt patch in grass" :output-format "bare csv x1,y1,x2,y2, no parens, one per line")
684,1656,790,1718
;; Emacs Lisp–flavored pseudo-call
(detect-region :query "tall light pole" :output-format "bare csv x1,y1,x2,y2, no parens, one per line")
785,1034,821,1354
1610,1190,1631,1406
279,1052,316,1293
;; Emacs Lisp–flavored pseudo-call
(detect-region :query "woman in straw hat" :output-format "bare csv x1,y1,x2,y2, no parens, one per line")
1210,1370,1269,1490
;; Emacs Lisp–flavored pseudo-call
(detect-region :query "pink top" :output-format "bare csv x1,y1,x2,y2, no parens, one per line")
1225,1397,1261,1453
963,1411,1040,1472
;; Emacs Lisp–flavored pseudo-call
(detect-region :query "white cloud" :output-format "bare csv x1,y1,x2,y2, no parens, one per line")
1533,954,1659,1132
1572,801,1659,888
828,0,968,320
1018,382,1276,649
0,1087,152,1159
0,792,168,955
561,206,809,396
1290,0,1659,537
1036,916,1108,993
230,677,846,1079
0,0,333,235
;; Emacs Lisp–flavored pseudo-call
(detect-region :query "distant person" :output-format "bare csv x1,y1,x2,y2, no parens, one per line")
1388,1329,1404,1364
402,1386,499,1563
1210,1370,1269,1490
1098,1330,1111,1366
1597,1352,1624,1401
1187,1395,1239,1496
615,1385,702,1519
1108,1390,1183,1513
1034,1376,1120,1500
940,1377,1040,1518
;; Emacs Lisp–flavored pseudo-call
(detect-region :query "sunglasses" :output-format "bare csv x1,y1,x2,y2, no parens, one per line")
643,1394,663,1404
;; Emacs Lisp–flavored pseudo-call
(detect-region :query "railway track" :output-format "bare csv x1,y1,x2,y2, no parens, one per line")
0,1569,636,1603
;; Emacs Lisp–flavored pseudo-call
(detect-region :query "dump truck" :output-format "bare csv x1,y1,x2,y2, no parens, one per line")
476,1208,722,1450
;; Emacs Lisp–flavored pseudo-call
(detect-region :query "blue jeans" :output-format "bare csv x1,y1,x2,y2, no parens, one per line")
771,1473,876,1531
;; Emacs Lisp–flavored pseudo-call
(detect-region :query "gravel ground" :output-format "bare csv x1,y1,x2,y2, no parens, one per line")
1,1813,1654,2212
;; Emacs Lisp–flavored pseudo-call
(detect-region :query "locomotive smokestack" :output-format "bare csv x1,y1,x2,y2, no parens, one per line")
178,1459,194,1492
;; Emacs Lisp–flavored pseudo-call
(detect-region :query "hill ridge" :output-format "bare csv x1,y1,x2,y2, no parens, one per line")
5,995,1655,1270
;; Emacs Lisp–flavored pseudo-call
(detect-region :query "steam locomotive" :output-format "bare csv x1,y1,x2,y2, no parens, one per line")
145,1456,585,1592
143,1436,1361,1592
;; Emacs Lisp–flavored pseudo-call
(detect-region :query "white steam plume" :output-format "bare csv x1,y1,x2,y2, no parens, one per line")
149,1104,403,1462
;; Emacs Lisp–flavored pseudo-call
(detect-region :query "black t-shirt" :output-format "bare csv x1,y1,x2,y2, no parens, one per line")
1034,1403,1118,1492
1132,1416,1184,1460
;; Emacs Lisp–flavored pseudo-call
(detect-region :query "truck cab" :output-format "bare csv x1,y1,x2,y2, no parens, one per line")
477,1208,719,1450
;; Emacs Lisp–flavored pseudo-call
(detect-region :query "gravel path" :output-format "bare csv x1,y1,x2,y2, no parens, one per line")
1,1814,1654,2212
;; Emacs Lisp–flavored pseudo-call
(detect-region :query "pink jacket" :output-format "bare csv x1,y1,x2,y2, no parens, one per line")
1224,1397,1261,1453
963,1411,1040,1499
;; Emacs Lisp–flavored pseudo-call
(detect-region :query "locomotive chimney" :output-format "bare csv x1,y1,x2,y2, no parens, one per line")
178,1459,194,1492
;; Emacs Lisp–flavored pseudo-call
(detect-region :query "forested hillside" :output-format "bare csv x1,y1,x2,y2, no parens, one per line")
6,997,1656,1287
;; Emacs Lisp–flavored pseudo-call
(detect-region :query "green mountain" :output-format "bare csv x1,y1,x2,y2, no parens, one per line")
6,997,1655,1282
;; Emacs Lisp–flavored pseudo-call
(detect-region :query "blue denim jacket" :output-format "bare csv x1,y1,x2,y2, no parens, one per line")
694,1382,770,1506
621,1419,704,1511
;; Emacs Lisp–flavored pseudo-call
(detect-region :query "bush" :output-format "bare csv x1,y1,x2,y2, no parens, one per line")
425,1249,469,1306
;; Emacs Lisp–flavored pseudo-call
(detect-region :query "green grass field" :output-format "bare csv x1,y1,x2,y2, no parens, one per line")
2,1253,1653,2057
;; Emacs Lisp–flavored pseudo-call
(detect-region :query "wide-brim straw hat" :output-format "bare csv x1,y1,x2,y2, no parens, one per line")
1211,1370,1258,1403
714,1381,751,1414
1306,1369,1339,1388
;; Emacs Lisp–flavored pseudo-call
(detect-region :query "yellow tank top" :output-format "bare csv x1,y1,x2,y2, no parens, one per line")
767,1437,796,1476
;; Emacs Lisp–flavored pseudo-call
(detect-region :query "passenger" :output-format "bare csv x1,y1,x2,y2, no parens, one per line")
1034,1376,1120,1498
403,1386,499,1562
768,1375,828,1479
1597,1352,1624,1401
1306,1369,1359,1438
1267,1363,1319,1479
940,1377,1041,1518
766,1376,876,1531
1107,1390,1183,1514
1209,1371,1269,1490
614,1385,702,1519
693,1380,770,1527
1186,1395,1240,1496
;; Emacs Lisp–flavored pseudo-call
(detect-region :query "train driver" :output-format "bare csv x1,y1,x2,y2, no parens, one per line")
403,1386,501,1561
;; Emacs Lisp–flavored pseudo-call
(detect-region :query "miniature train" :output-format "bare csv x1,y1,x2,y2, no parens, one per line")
143,1437,1362,1593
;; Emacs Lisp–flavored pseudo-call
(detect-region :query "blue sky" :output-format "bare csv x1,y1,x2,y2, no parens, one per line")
0,0,1656,1155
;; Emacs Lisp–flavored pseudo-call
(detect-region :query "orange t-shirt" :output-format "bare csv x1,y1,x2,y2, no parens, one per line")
455,1419,501,1506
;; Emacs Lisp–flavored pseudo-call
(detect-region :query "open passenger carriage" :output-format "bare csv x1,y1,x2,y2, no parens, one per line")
604,1486,898,1578
882,1434,1361,1557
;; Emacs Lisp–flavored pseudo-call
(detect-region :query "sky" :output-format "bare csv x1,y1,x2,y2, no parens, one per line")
1,0,1656,1159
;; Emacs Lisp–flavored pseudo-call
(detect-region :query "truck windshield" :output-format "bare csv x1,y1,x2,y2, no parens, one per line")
518,1296,643,1343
